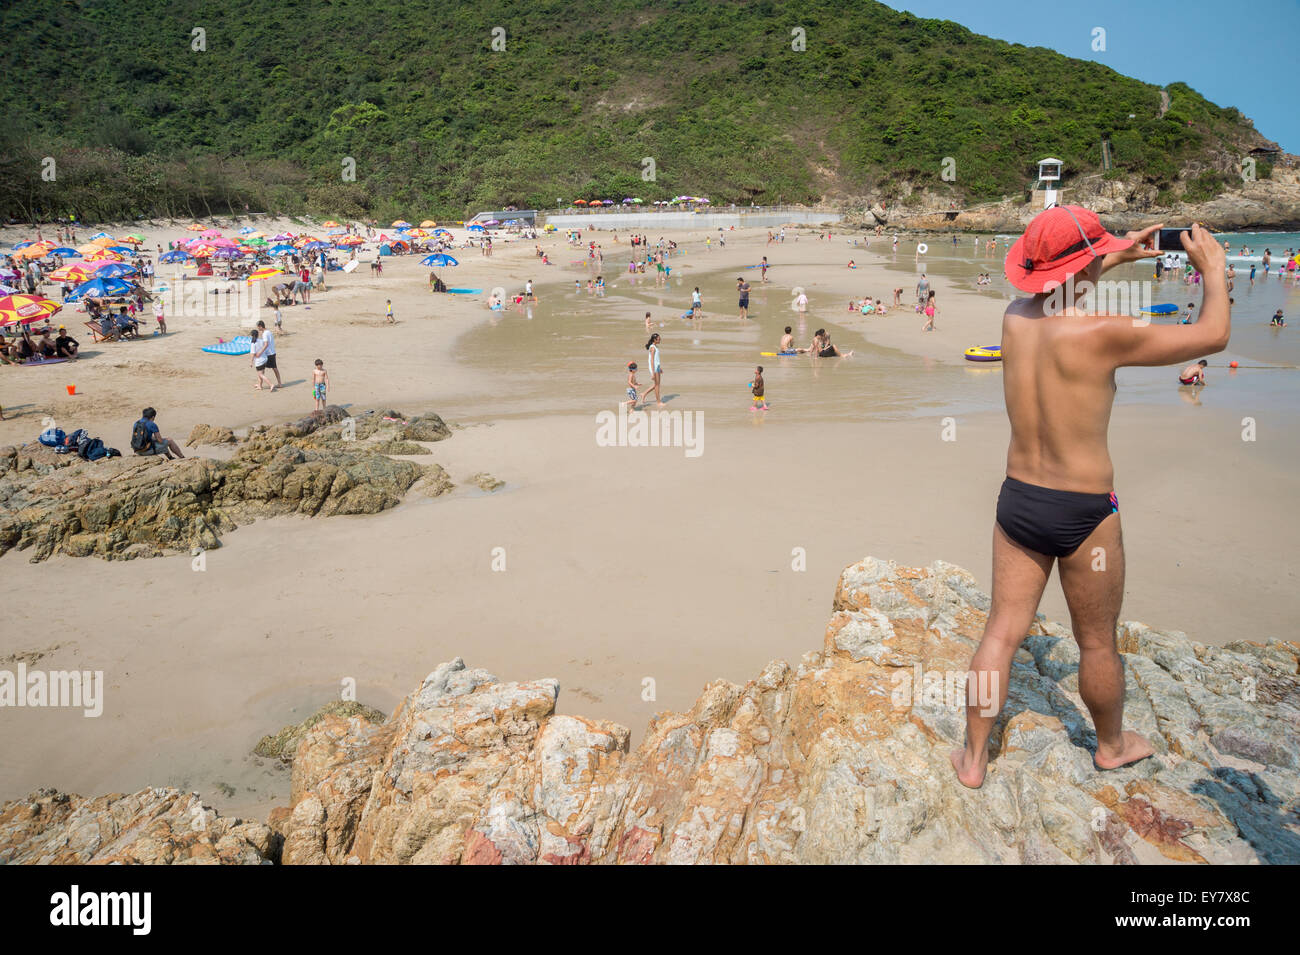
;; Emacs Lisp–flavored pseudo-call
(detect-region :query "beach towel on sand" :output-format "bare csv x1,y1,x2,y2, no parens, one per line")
201,336,253,355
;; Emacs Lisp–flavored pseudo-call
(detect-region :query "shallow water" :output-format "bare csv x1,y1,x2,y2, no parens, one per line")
454,240,1300,426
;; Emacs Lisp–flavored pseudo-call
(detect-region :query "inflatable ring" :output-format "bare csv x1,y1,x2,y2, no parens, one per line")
917,243,929,255
964,344,1002,362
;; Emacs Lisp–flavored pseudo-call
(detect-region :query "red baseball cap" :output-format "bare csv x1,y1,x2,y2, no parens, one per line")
1004,205,1133,293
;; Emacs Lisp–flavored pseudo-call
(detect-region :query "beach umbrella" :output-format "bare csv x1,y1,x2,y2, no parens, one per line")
91,262,140,279
392,220,411,228
336,235,363,246
90,235,118,247
48,247,80,257
268,244,296,256
87,249,124,262
159,250,192,263
237,226,256,234
406,228,429,237
65,277,134,302
271,232,295,241
200,228,222,238
467,224,485,232
209,236,238,247
322,220,340,228
573,199,588,206
0,284,17,294
185,223,204,231
433,228,452,235
0,293,62,325
11,240,34,249
88,231,113,241
419,220,436,227
327,227,347,235
302,241,331,251
104,245,136,255
420,254,458,267
189,244,218,258
246,267,285,285
48,263,99,283
245,236,267,246
213,248,243,259
119,233,144,243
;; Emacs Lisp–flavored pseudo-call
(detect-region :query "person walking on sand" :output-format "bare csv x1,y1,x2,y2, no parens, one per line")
624,360,641,411
385,299,394,324
312,358,330,411
750,365,769,411
950,208,1229,790
737,277,751,320
256,320,282,389
640,333,664,407
921,290,938,331
250,327,274,391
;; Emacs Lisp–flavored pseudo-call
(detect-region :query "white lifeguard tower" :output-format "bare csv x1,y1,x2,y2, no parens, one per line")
1034,157,1063,209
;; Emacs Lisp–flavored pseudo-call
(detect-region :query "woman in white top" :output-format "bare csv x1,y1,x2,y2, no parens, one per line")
640,333,664,407
250,328,271,391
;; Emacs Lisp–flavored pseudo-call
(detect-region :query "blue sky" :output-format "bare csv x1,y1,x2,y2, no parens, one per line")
883,0,1297,153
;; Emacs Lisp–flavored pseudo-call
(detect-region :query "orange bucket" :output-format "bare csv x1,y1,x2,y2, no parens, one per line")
67,384,77,396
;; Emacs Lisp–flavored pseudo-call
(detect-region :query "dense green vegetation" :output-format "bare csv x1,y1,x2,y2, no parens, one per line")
0,0,1267,222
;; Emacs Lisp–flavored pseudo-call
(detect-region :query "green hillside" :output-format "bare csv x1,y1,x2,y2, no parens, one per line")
0,0,1272,222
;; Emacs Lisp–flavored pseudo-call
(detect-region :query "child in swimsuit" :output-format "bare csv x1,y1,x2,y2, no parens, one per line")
625,361,640,410
750,366,768,411
312,359,329,411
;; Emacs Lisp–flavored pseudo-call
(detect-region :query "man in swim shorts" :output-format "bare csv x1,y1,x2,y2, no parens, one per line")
1179,359,1208,385
950,207,1230,789
737,278,750,320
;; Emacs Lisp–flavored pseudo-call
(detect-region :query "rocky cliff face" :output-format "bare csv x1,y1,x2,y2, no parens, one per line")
852,160,1300,233
6,558,1296,864
0,407,452,562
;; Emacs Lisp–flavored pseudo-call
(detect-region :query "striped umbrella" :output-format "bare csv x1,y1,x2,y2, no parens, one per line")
47,264,100,283
246,267,286,285
0,294,62,325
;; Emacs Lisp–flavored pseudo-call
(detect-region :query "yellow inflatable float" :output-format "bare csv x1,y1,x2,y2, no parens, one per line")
964,344,1002,362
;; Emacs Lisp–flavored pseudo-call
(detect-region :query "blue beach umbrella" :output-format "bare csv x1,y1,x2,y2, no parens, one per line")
420,254,458,267
88,231,113,241
302,241,330,251
92,262,139,279
66,277,134,301
12,241,34,249
269,244,297,255
467,224,486,232
49,247,80,257
105,245,137,255
238,226,255,234
159,250,192,263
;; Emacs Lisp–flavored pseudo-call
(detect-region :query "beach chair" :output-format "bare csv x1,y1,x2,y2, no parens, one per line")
85,320,121,343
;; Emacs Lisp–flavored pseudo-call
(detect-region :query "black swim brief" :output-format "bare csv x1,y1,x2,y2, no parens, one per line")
996,477,1118,558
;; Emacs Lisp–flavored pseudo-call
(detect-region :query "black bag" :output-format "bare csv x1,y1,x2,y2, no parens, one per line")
130,419,152,453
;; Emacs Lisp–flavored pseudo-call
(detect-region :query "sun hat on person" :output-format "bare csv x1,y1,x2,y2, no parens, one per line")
1005,204,1133,293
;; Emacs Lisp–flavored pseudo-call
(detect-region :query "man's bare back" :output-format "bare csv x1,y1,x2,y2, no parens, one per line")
950,214,1230,789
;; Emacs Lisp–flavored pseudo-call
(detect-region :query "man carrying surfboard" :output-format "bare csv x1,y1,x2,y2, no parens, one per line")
950,207,1230,789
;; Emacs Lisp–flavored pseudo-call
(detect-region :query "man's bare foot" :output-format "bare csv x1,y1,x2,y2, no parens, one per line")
1094,731,1155,770
949,746,988,789
270,385,278,393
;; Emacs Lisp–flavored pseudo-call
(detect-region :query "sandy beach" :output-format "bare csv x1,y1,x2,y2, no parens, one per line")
2,217,1296,821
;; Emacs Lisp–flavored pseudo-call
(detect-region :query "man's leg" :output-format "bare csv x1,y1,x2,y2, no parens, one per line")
951,523,1053,788
1057,514,1153,769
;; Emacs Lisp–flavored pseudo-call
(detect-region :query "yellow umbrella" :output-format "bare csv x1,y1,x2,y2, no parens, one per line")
419,220,436,227
0,294,62,326
90,235,117,247
87,249,124,262
246,267,286,285
186,223,204,231
75,242,104,256
322,220,340,228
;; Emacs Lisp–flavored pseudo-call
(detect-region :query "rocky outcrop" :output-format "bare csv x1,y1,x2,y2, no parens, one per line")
273,558,1297,865
8,558,1296,864
0,407,455,562
253,700,388,763
0,788,275,864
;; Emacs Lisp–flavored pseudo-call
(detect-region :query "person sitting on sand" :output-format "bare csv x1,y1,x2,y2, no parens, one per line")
950,209,1229,790
809,328,853,358
779,326,805,354
55,326,79,360
1179,359,1208,385
1271,309,1285,327
131,407,185,460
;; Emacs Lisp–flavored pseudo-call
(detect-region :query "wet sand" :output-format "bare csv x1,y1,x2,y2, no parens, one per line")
2,219,1296,821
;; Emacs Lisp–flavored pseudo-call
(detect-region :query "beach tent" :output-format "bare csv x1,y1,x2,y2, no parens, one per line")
378,243,392,255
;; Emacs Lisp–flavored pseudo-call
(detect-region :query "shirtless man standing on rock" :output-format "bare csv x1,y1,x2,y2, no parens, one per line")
951,206,1229,789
